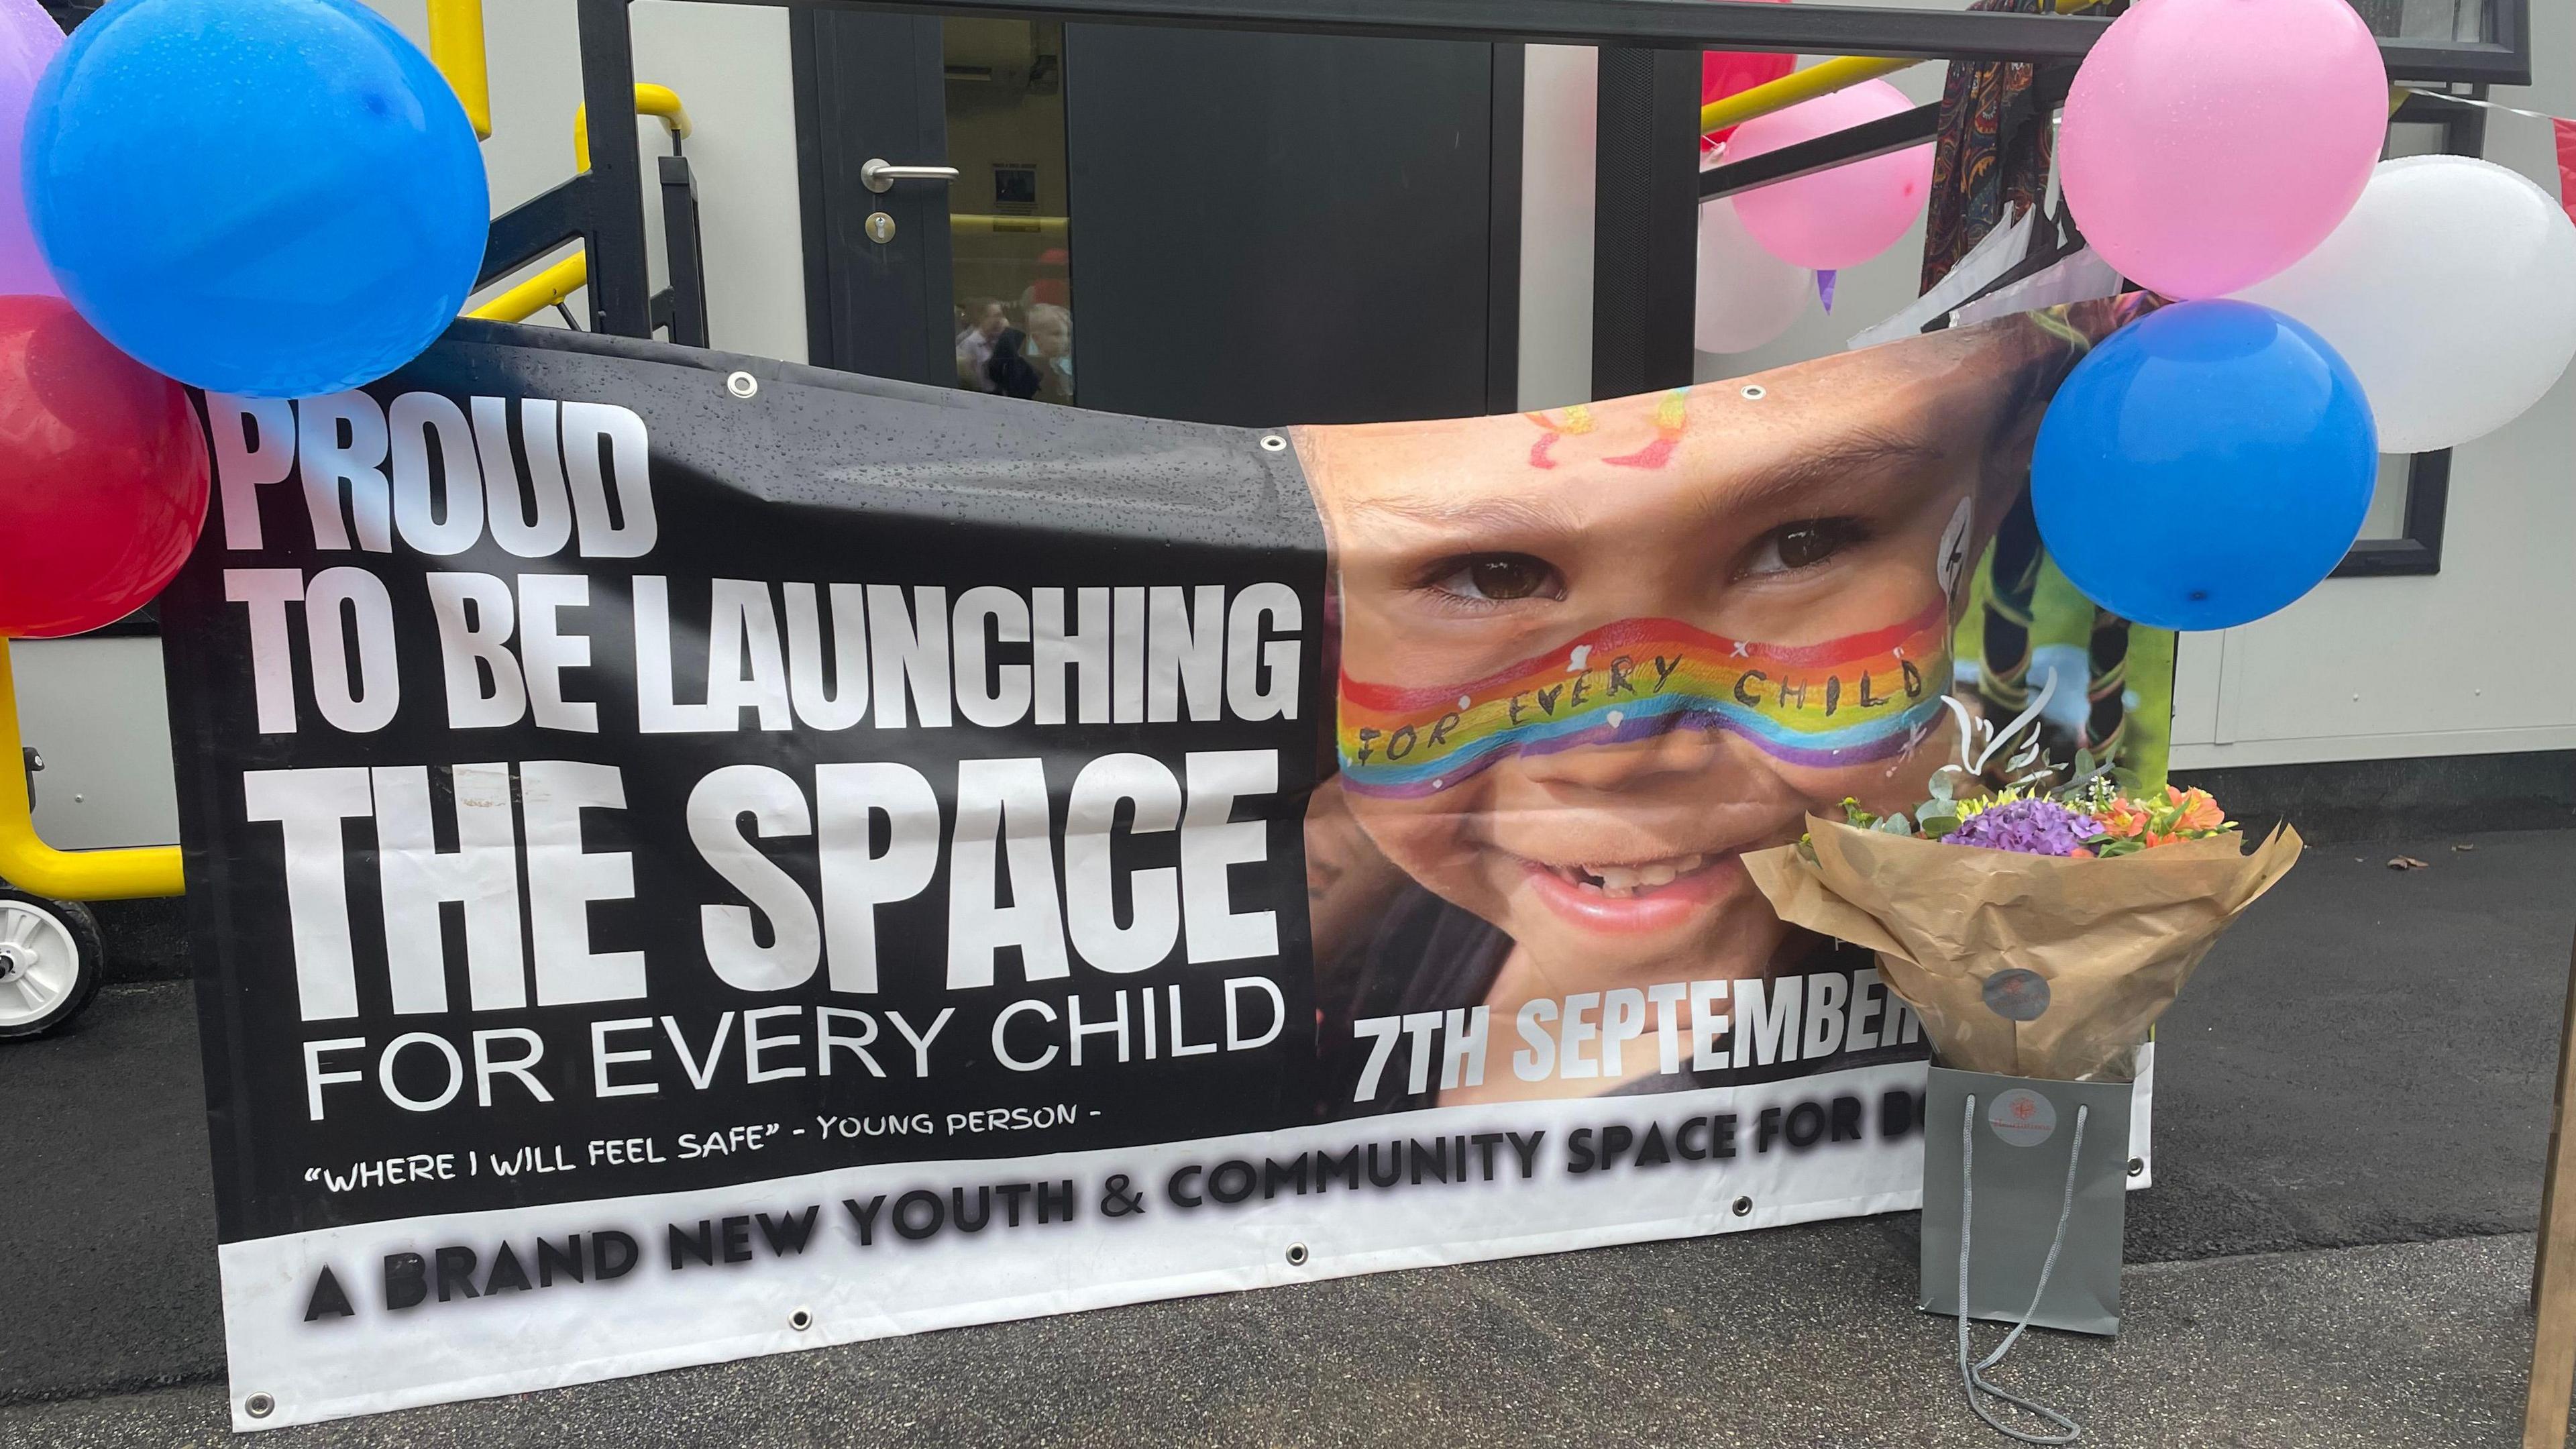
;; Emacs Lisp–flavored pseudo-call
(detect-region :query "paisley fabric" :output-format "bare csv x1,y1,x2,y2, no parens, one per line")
1920,0,2056,292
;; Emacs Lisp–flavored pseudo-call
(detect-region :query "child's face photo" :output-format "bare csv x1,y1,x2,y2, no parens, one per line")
1293,318,2067,996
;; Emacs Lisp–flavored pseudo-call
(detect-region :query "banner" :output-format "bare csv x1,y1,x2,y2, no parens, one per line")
163,310,2165,1429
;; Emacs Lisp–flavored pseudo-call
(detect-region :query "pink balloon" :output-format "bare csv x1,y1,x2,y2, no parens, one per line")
2059,0,2387,299
1727,80,1933,270
0,0,62,298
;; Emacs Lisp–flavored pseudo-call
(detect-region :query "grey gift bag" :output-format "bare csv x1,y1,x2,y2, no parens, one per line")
1923,1067,2133,1332
1919,1067,2134,1442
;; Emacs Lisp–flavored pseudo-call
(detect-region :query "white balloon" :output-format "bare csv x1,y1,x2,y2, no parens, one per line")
2234,154,2576,454
1695,187,1812,354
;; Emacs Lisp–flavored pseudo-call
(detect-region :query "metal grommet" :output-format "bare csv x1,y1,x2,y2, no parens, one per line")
244,1393,276,1420
1258,433,1288,452
2127,1157,2145,1179
1284,1242,1309,1267
1731,1195,1754,1218
788,1307,815,1332
725,371,760,399
1739,384,1766,400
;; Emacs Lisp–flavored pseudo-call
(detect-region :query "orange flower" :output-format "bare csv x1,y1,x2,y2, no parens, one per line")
2095,798,2151,840
2144,830,2180,849
2165,786,2225,835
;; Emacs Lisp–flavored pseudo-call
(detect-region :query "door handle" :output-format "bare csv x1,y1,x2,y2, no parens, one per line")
861,158,961,193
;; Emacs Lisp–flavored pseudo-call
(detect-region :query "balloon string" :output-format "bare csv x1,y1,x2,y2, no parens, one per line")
2396,87,2567,125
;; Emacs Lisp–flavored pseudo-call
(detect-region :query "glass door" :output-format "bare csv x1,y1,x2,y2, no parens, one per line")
943,19,1076,405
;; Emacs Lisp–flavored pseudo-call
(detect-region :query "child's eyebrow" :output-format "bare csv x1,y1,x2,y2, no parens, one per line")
1345,491,1588,545
1685,427,1945,525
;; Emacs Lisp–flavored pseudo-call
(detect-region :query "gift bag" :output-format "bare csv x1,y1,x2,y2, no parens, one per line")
1920,1067,2134,1338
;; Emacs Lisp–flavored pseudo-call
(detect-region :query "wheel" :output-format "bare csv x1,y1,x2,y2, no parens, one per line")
0,888,102,1041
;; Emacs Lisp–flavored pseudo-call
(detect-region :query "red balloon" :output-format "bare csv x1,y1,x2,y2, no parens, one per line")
0,295,209,637
1702,0,1795,144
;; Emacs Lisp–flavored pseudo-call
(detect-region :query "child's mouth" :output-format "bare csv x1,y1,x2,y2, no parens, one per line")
1517,849,1740,934
1536,852,1717,899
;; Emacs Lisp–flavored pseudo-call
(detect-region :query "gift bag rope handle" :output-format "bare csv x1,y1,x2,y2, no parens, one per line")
1957,1093,2091,1445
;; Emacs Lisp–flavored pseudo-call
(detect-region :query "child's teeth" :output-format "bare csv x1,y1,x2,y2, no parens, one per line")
1547,853,1721,894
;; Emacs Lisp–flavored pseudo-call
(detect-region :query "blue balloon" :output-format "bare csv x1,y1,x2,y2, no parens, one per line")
22,0,486,398
2031,300,2378,633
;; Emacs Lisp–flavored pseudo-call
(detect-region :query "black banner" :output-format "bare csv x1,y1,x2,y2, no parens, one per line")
166,324,1329,1241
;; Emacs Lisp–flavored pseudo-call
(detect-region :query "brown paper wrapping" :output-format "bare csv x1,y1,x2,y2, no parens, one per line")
1743,819,2302,1083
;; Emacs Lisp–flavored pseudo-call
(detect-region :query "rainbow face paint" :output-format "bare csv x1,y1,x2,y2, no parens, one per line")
1336,602,1951,797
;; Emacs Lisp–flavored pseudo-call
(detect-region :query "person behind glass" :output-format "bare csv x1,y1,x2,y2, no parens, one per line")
985,319,1043,399
1024,302,1073,405
955,299,1006,391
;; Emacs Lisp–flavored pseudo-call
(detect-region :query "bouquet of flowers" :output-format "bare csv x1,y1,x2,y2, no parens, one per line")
1745,704,2301,1083
1841,776,2235,860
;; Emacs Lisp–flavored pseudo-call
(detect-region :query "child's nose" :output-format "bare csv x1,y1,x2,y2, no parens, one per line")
1509,722,1723,794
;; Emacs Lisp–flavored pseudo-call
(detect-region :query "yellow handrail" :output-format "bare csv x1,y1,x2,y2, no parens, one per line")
0,647,182,900
1702,55,1916,137
953,213,1071,235
473,87,690,324
1702,0,2100,139
468,250,590,323
574,84,692,174
427,0,492,141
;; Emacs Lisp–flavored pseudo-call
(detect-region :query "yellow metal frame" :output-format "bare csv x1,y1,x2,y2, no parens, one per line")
470,88,692,325
470,250,590,322
0,649,182,900
574,85,693,174
427,0,492,140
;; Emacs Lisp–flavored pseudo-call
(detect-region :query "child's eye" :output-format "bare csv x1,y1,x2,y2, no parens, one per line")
1742,518,1868,577
1421,553,1568,604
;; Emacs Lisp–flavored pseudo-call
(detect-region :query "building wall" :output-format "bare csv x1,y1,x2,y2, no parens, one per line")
1518,45,1598,411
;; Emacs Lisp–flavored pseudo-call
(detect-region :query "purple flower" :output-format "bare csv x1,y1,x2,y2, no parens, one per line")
1940,798,2097,858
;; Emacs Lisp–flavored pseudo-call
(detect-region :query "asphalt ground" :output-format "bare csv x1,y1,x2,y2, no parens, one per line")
4,826,2572,1444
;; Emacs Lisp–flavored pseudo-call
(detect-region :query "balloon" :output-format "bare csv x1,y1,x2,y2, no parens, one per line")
23,0,487,398
2059,0,2386,299
2032,301,2376,633
0,0,58,297
2237,156,2576,454
0,297,208,637
1726,80,1933,270
1695,177,1809,353
1700,0,1793,144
